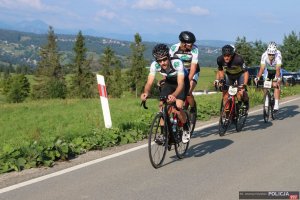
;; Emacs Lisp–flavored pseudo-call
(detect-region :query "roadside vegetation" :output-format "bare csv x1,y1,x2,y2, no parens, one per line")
0,26,300,174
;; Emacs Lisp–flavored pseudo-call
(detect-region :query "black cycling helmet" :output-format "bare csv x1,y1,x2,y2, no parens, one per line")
152,43,170,59
179,31,196,44
222,44,235,56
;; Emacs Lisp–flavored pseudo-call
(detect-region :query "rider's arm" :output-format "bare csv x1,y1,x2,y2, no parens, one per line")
172,73,184,97
243,71,249,85
143,75,155,95
189,47,199,81
257,64,265,79
216,69,224,80
275,65,281,80
189,63,197,81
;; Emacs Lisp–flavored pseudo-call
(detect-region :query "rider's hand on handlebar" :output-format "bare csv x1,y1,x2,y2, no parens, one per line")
168,94,176,102
140,93,148,101
254,77,259,85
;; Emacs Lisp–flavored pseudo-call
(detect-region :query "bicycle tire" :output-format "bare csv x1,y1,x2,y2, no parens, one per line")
236,101,248,132
148,112,168,168
174,110,190,159
219,98,233,136
189,102,197,136
263,91,270,123
270,93,276,120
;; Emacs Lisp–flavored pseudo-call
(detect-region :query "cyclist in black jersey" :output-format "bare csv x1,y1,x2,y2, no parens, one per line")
141,44,191,143
215,44,250,110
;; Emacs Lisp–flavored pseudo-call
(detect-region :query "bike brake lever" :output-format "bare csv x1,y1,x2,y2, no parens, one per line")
141,101,148,109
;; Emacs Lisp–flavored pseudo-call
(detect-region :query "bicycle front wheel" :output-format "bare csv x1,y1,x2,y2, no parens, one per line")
219,99,233,136
148,112,168,168
174,110,190,159
236,102,248,132
263,92,270,123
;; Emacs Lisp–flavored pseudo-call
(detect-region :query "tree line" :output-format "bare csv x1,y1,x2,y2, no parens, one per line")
1,27,300,103
0,26,148,102
234,31,300,72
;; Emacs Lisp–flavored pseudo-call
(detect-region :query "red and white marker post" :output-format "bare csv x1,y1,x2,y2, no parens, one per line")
96,74,112,128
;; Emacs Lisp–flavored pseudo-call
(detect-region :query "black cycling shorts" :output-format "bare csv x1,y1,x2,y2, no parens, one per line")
160,78,190,101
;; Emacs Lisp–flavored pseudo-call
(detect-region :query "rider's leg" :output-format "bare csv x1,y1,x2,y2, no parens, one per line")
187,80,197,110
175,99,186,124
273,81,281,110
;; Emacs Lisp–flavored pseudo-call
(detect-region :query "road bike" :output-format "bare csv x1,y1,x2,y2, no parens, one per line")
259,79,278,122
183,96,197,135
218,83,248,136
142,97,190,168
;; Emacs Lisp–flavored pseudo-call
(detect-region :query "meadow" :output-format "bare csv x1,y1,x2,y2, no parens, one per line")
1,67,300,173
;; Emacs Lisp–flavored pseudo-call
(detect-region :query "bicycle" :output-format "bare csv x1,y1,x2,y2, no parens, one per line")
183,96,197,135
158,79,197,136
141,96,190,168
259,78,278,122
218,83,248,136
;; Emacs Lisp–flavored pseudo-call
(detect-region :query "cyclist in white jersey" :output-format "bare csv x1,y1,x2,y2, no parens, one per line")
141,44,191,143
255,41,282,112
169,31,200,113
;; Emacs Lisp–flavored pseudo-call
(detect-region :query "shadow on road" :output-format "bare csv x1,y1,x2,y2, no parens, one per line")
187,139,233,158
275,105,299,121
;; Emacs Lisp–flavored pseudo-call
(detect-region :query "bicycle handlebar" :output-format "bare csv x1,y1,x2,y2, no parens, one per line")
141,101,148,109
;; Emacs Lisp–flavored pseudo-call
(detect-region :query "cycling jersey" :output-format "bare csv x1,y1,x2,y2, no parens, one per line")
260,50,282,71
169,43,200,82
149,58,189,100
217,53,247,76
149,58,187,83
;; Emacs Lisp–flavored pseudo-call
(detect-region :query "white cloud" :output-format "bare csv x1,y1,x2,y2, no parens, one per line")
132,0,174,10
95,9,117,21
0,0,44,10
154,17,177,24
177,6,210,16
258,13,282,24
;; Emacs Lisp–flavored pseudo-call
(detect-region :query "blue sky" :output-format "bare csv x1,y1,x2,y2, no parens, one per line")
0,0,299,44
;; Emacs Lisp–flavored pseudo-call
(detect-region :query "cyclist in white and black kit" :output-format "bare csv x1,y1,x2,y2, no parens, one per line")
169,31,200,113
141,44,191,143
255,41,282,112
215,44,250,110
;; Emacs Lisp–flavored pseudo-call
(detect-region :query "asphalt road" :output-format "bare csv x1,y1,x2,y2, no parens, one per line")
1,96,300,200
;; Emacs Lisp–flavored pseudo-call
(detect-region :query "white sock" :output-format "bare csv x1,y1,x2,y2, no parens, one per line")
265,97,269,106
274,99,279,110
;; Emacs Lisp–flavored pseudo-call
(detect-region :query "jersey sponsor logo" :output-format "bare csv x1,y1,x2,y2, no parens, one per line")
174,61,180,67
170,45,176,51
192,48,198,54
155,63,160,69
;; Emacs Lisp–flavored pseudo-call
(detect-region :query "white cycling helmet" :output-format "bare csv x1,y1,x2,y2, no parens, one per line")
267,41,277,54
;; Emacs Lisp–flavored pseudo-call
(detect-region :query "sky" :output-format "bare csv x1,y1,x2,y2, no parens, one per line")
0,0,299,44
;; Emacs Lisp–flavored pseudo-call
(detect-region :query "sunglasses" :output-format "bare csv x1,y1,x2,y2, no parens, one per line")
156,57,168,63
268,54,275,57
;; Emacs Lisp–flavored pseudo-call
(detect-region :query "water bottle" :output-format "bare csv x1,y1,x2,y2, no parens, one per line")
172,115,177,133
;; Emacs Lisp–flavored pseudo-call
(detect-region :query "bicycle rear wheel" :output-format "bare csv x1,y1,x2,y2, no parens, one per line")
188,102,197,136
174,110,190,159
263,92,270,123
236,102,248,132
270,95,276,120
219,99,232,136
148,112,168,168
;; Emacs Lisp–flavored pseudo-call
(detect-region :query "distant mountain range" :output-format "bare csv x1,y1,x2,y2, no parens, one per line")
0,20,232,47
0,26,229,69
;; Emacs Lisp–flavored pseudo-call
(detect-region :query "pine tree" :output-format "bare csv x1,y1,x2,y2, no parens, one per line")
252,40,267,66
69,31,96,98
235,36,255,66
281,31,300,72
110,65,123,98
32,26,67,99
128,33,148,98
5,74,30,103
99,47,120,96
